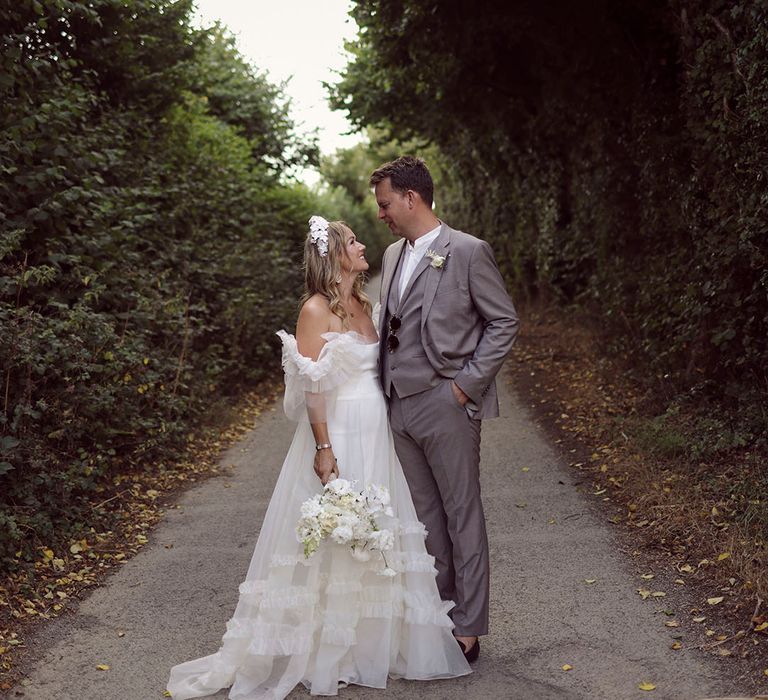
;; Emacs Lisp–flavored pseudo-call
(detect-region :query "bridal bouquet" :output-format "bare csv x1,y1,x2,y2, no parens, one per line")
296,478,397,576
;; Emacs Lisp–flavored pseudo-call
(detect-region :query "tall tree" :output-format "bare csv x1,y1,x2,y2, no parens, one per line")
332,0,768,437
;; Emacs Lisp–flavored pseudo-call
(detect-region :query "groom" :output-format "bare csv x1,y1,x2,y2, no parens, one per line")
372,156,519,662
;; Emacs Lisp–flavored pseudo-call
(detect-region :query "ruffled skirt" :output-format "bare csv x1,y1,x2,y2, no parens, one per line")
167,371,471,698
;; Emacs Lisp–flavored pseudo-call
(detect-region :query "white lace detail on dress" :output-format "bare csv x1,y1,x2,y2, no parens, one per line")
276,330,376,422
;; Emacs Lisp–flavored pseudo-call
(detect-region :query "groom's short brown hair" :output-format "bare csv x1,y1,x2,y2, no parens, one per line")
369,156,434,207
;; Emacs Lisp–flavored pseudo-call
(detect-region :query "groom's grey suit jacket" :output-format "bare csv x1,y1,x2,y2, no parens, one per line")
378,222,519,420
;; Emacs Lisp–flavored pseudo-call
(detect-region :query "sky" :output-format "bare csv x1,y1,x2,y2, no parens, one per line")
193,0,363,182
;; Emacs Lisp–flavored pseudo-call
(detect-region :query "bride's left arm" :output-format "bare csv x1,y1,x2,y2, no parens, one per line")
296,299,339,484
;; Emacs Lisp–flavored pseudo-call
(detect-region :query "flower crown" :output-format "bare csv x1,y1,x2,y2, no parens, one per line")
308,215,329,257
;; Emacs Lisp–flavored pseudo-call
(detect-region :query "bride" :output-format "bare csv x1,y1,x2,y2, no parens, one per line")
166,217,471,699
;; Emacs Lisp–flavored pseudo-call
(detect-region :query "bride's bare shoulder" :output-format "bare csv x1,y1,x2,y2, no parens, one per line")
297,294,333,334
296,295,336,358
299,294,331,322
301,293,330,311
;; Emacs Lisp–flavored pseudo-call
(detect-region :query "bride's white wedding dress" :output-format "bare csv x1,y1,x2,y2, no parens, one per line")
167,330,471,699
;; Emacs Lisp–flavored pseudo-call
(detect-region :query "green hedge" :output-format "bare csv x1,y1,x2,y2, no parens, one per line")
334,0,767,446
0,0,318,570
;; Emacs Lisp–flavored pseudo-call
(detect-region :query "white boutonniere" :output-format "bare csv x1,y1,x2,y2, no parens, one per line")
426,249,447,269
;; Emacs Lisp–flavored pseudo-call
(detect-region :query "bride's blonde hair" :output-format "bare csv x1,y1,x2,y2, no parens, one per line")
301,220,371,329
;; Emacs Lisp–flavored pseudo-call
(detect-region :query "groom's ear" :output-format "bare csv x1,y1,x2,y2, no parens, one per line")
406,189,417,209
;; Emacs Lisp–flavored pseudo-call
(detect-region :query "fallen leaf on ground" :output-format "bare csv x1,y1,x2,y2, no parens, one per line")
562,664,573,671
638,681,656,691
640,573,654,580
96,664,110,671
707,596,724,605
665,620,679,627
584,579,597,584
671,641,682,650
651,591,666,598
717,552,730,561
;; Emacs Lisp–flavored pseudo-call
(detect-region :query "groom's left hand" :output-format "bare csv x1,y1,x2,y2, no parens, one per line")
451,381,469,407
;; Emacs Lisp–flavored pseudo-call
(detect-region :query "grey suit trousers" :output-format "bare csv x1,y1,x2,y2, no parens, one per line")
389,380,488,637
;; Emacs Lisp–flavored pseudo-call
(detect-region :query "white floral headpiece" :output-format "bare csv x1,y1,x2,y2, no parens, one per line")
308,215,329,257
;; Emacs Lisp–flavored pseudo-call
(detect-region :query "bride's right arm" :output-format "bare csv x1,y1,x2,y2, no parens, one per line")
296,298,339,485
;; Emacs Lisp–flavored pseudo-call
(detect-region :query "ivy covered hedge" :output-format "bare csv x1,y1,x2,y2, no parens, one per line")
0,0,318,570
333,0,767,448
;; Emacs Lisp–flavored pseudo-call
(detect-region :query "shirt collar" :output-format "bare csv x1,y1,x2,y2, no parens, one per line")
407,223,442,253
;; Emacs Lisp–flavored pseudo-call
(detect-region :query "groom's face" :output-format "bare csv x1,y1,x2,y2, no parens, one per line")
374,178,411,237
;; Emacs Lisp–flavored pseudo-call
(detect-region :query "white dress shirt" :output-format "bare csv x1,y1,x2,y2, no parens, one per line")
398,223,442,300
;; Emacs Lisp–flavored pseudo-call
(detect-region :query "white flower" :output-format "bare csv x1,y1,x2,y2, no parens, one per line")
364,484,390,507
300,496,322,518
296,479,395,576
426,249,447,269
331,525,353,544
369,529,394,551
308,215,329,257
377,567,398,578
325,477,355,496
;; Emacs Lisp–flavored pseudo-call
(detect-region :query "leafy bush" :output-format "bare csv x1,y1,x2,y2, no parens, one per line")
332,0,768,444
0,0,318,570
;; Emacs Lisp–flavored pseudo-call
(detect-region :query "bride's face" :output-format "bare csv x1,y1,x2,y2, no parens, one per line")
340,230,368,274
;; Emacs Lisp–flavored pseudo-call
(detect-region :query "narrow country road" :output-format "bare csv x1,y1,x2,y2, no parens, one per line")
13,281,738,700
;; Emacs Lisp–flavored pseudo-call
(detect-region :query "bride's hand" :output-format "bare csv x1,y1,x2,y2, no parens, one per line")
313,449,339,485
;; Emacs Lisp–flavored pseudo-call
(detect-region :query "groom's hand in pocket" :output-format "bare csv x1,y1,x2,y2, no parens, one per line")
451,381,469,406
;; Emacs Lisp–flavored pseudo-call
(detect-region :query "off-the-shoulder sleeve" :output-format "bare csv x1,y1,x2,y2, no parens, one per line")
276,331,368,421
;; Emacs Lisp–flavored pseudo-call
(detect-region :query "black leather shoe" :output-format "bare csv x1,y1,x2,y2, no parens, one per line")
456,637,480,663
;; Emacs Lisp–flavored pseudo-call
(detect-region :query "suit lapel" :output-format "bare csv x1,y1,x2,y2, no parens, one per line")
398,222,450,310
397,251,430,310
379,239,406,340
420,224,452,330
